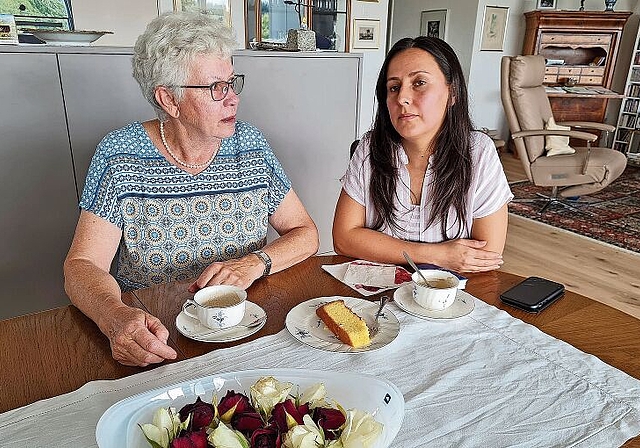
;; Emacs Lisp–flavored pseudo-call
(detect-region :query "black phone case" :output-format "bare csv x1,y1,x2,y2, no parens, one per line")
499,276,565,313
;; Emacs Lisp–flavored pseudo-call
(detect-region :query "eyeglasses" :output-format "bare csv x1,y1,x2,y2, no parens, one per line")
177,74,245,101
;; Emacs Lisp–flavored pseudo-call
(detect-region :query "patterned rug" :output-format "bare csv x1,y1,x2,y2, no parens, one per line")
508,165,640,253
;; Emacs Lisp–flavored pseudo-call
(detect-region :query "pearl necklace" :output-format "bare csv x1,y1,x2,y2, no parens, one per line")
159,121,217,169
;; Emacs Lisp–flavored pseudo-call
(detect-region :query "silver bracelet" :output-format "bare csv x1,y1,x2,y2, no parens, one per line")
252,249,272,277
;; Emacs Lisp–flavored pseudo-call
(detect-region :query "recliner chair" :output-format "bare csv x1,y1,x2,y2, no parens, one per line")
500,55,627,213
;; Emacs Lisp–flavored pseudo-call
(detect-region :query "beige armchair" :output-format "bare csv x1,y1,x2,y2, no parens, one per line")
500,55,627,213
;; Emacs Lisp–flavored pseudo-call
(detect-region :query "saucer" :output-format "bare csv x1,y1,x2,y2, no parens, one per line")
393,284,475,319
176,301,266,342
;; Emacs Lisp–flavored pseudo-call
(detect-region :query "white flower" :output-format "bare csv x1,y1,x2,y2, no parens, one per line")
250,376,293,416
139,407,189,448
299,382,327,408
338,409,383,448
208,421,250,448
283,414,326,448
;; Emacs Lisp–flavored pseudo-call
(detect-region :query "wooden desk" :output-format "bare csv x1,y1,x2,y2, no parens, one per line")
1,256,639,445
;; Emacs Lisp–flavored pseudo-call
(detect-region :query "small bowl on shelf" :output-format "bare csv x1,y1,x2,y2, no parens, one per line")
22,29,112,46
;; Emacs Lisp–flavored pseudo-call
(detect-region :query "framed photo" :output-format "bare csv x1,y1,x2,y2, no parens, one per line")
480,6,509,51
0,14,18,45
352,19,380,50
420,9,448,40
536,0,557,9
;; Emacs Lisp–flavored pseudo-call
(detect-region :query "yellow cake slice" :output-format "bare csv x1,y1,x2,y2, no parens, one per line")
316,300,371,348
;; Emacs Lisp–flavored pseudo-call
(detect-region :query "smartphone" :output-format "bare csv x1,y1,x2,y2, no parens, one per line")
500,276,565,313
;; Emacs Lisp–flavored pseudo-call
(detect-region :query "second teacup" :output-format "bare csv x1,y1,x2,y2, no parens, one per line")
183,285,247,330
412,270,459,311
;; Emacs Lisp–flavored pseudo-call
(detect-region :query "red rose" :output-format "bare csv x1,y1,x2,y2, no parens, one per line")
272,399,310,432
313,407,346,440
178,397,215,430
170,428,208,448
218,390,255,422
251,427,281,448
232,411,264,434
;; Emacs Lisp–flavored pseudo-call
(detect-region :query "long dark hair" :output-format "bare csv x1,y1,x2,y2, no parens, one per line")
368,36,474,240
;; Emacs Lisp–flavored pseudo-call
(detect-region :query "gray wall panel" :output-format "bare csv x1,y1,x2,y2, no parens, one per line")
0,53,78,320
234,53,361,253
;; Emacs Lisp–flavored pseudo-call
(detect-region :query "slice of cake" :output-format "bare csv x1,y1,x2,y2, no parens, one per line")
316,300,371,348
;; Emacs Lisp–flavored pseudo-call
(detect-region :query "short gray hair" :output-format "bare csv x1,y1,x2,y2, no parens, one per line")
132,12,239,120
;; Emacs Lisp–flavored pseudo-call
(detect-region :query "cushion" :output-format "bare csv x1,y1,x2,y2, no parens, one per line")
545,116,576,156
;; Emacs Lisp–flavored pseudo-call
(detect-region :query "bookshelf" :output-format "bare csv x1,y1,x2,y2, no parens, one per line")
613,25,640,164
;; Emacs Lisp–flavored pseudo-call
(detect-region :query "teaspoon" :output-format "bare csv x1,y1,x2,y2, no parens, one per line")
402,251,436,287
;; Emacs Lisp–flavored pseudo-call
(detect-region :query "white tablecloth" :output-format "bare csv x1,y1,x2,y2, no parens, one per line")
1,296,640,447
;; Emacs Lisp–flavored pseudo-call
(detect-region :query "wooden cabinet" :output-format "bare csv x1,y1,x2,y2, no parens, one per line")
523,10,631,125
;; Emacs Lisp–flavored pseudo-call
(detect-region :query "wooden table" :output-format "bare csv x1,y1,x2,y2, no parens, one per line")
1,255,639,445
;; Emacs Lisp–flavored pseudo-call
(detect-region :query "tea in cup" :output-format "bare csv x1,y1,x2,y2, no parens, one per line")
182,285,247,329
411,270,459,311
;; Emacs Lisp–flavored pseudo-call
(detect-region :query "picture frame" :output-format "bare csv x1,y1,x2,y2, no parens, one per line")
352,18,380,50
419,9,448,40
0,14,18,45
480,6,509,51
357,0,379,2
536,0,557,9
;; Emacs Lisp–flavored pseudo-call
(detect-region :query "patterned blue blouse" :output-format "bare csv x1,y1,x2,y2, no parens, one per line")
80,121,291,291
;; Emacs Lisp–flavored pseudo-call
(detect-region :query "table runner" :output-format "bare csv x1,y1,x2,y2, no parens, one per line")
2,295,640,447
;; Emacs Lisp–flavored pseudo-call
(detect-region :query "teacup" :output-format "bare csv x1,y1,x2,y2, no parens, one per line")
182,285,247,330
411,270,459,311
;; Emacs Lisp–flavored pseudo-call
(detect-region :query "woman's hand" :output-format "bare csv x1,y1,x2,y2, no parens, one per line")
188,255,264,293
101,305,178,367
432,239,503,273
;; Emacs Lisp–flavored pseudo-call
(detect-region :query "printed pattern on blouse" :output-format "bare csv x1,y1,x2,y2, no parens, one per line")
80,121,291,291
341,132,513,243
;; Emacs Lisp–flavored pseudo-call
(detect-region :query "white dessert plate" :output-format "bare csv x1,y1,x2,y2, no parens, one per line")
286,296,399,353
25,29,112,45
176,300,266,342
95,368,404,448
394,283,475,319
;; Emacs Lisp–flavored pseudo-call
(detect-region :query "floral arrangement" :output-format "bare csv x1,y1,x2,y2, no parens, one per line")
140,376,383,448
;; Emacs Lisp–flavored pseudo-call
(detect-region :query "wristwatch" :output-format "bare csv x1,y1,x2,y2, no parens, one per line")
252,249,272,277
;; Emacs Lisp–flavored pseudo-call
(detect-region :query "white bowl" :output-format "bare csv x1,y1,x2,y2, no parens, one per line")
412,269,459,310
27,29,112,46
96,368,404,448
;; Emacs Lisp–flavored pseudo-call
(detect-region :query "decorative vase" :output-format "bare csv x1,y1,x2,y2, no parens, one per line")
604,0,617,11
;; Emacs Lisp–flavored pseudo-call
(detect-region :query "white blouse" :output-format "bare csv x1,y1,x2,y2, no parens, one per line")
340,131,513,242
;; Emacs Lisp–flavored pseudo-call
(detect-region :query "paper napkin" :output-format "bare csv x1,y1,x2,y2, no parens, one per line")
322,260,412,296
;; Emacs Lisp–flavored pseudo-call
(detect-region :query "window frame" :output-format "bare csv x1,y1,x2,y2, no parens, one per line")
245,0,351,52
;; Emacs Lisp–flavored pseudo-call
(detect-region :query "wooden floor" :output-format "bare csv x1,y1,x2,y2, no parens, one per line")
500,153,640,319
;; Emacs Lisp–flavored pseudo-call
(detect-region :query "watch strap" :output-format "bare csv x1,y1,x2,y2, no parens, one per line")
252,249,272,277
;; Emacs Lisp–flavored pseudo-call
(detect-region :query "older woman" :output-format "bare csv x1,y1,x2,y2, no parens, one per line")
333,36,512,273
64,12,318,367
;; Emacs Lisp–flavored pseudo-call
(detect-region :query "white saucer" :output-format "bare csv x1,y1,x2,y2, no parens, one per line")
393,284,475,319
176,301,266,342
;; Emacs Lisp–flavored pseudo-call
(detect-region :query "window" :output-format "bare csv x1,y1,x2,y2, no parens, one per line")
0,0,73,30
246,0,350,51
175,0,231,25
